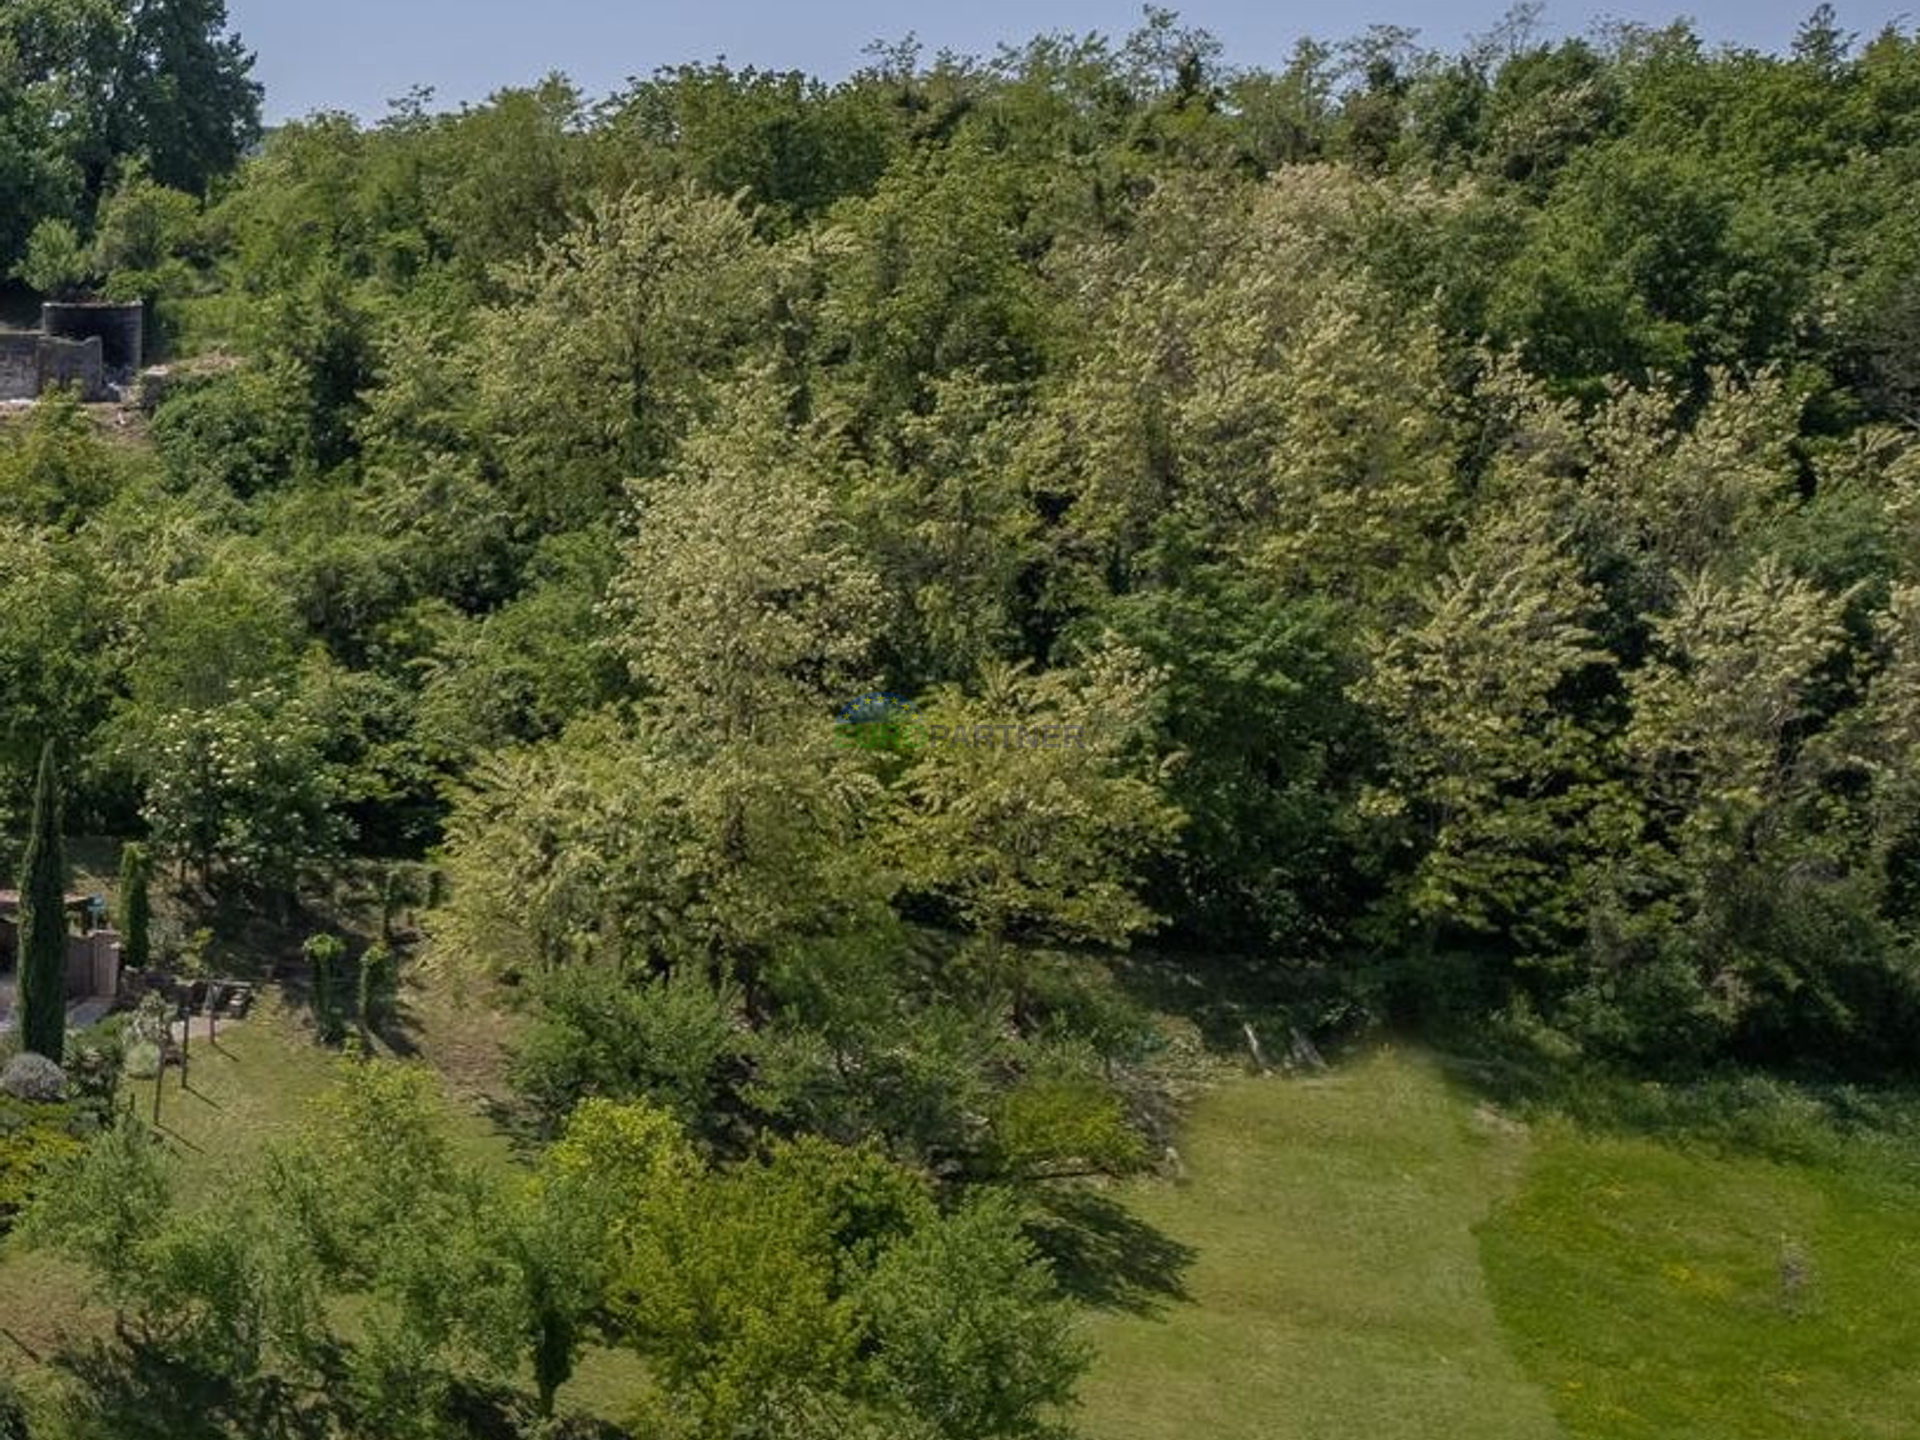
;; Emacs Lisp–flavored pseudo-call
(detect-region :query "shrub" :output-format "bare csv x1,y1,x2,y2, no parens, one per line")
357,943,396,1033
0,1372,28,1440
985,1069,1148,1183
511,966,744,1135
0,1097,82,1232
12,217,90,298
857,1192,1086,1440
1,1054,68,1104
67,1039,125,1122
304,934,348,1045
150,361,310,497
118,843,153,970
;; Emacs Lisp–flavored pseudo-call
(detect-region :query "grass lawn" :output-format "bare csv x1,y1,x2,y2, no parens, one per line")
1078,1046,1920,1440
0,991,517,1370
1479,1124,1920,1440
138,991,517,1191
9,1009,1918,1438
0,979,648,1424
1077,1047,1564,1440
0,1002,347,1372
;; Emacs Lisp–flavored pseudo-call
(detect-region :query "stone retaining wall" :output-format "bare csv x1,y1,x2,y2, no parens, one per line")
0,331,38,400
41,301,144,371
37,334,105,399
0,329,110,402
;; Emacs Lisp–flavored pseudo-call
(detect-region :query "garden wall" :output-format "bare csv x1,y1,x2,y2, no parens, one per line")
0,332,38,401
41,301,144,372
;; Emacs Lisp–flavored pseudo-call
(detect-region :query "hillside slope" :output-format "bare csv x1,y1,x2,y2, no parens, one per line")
1079,1049,1564,1440
1080,1048,1920,1440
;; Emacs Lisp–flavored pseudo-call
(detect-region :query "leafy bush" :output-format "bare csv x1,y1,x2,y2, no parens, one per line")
12,217,90,298
304,934,348,1045
150,362,311,497
357,943,396,1033
0,1096,82,1232
857,1193,1086,1440
618,1134,1076,1440
511,966,745,1135
66,1038,125,1123
122,1041,162,1082
1,1054,68,1104
0,1373,27,1440
985,1069,1148,1183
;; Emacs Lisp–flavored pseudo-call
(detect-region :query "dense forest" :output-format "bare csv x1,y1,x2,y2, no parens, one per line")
3,1,1920,1436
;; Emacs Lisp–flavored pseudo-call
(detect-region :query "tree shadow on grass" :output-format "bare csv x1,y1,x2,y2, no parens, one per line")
177,1079,223,1110
153,1123,205,1155
1108,948,1362,1064
51,1335,335,1440
50,1333,625,1440
1,1326,38,1362
477,1095,551,1162
1026,1188,1196,1317
369,995,423,1058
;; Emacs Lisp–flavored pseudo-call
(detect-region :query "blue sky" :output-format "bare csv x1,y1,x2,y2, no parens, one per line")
228,1,1908,122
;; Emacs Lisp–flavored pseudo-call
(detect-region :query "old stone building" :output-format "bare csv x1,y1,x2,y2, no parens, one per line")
0,301,145,404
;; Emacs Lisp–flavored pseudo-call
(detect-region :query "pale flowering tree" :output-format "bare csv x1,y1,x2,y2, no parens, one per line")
888,644,1184,964
438,370,891,985
137,681,343,894
1021,169,1463,606
471,185,777,530
1354,517,1611,950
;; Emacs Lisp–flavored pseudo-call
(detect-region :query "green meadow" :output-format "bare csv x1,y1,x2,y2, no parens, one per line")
1079,1048,1920,1440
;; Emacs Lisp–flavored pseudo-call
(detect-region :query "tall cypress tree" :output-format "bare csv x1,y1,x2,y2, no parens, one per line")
119,842,152,970
18,741,68,1063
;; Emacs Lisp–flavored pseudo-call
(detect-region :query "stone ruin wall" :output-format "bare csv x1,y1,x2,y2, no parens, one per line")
0,332,38,401
41,301,144,372
37,335,106,400
0,301,142,404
